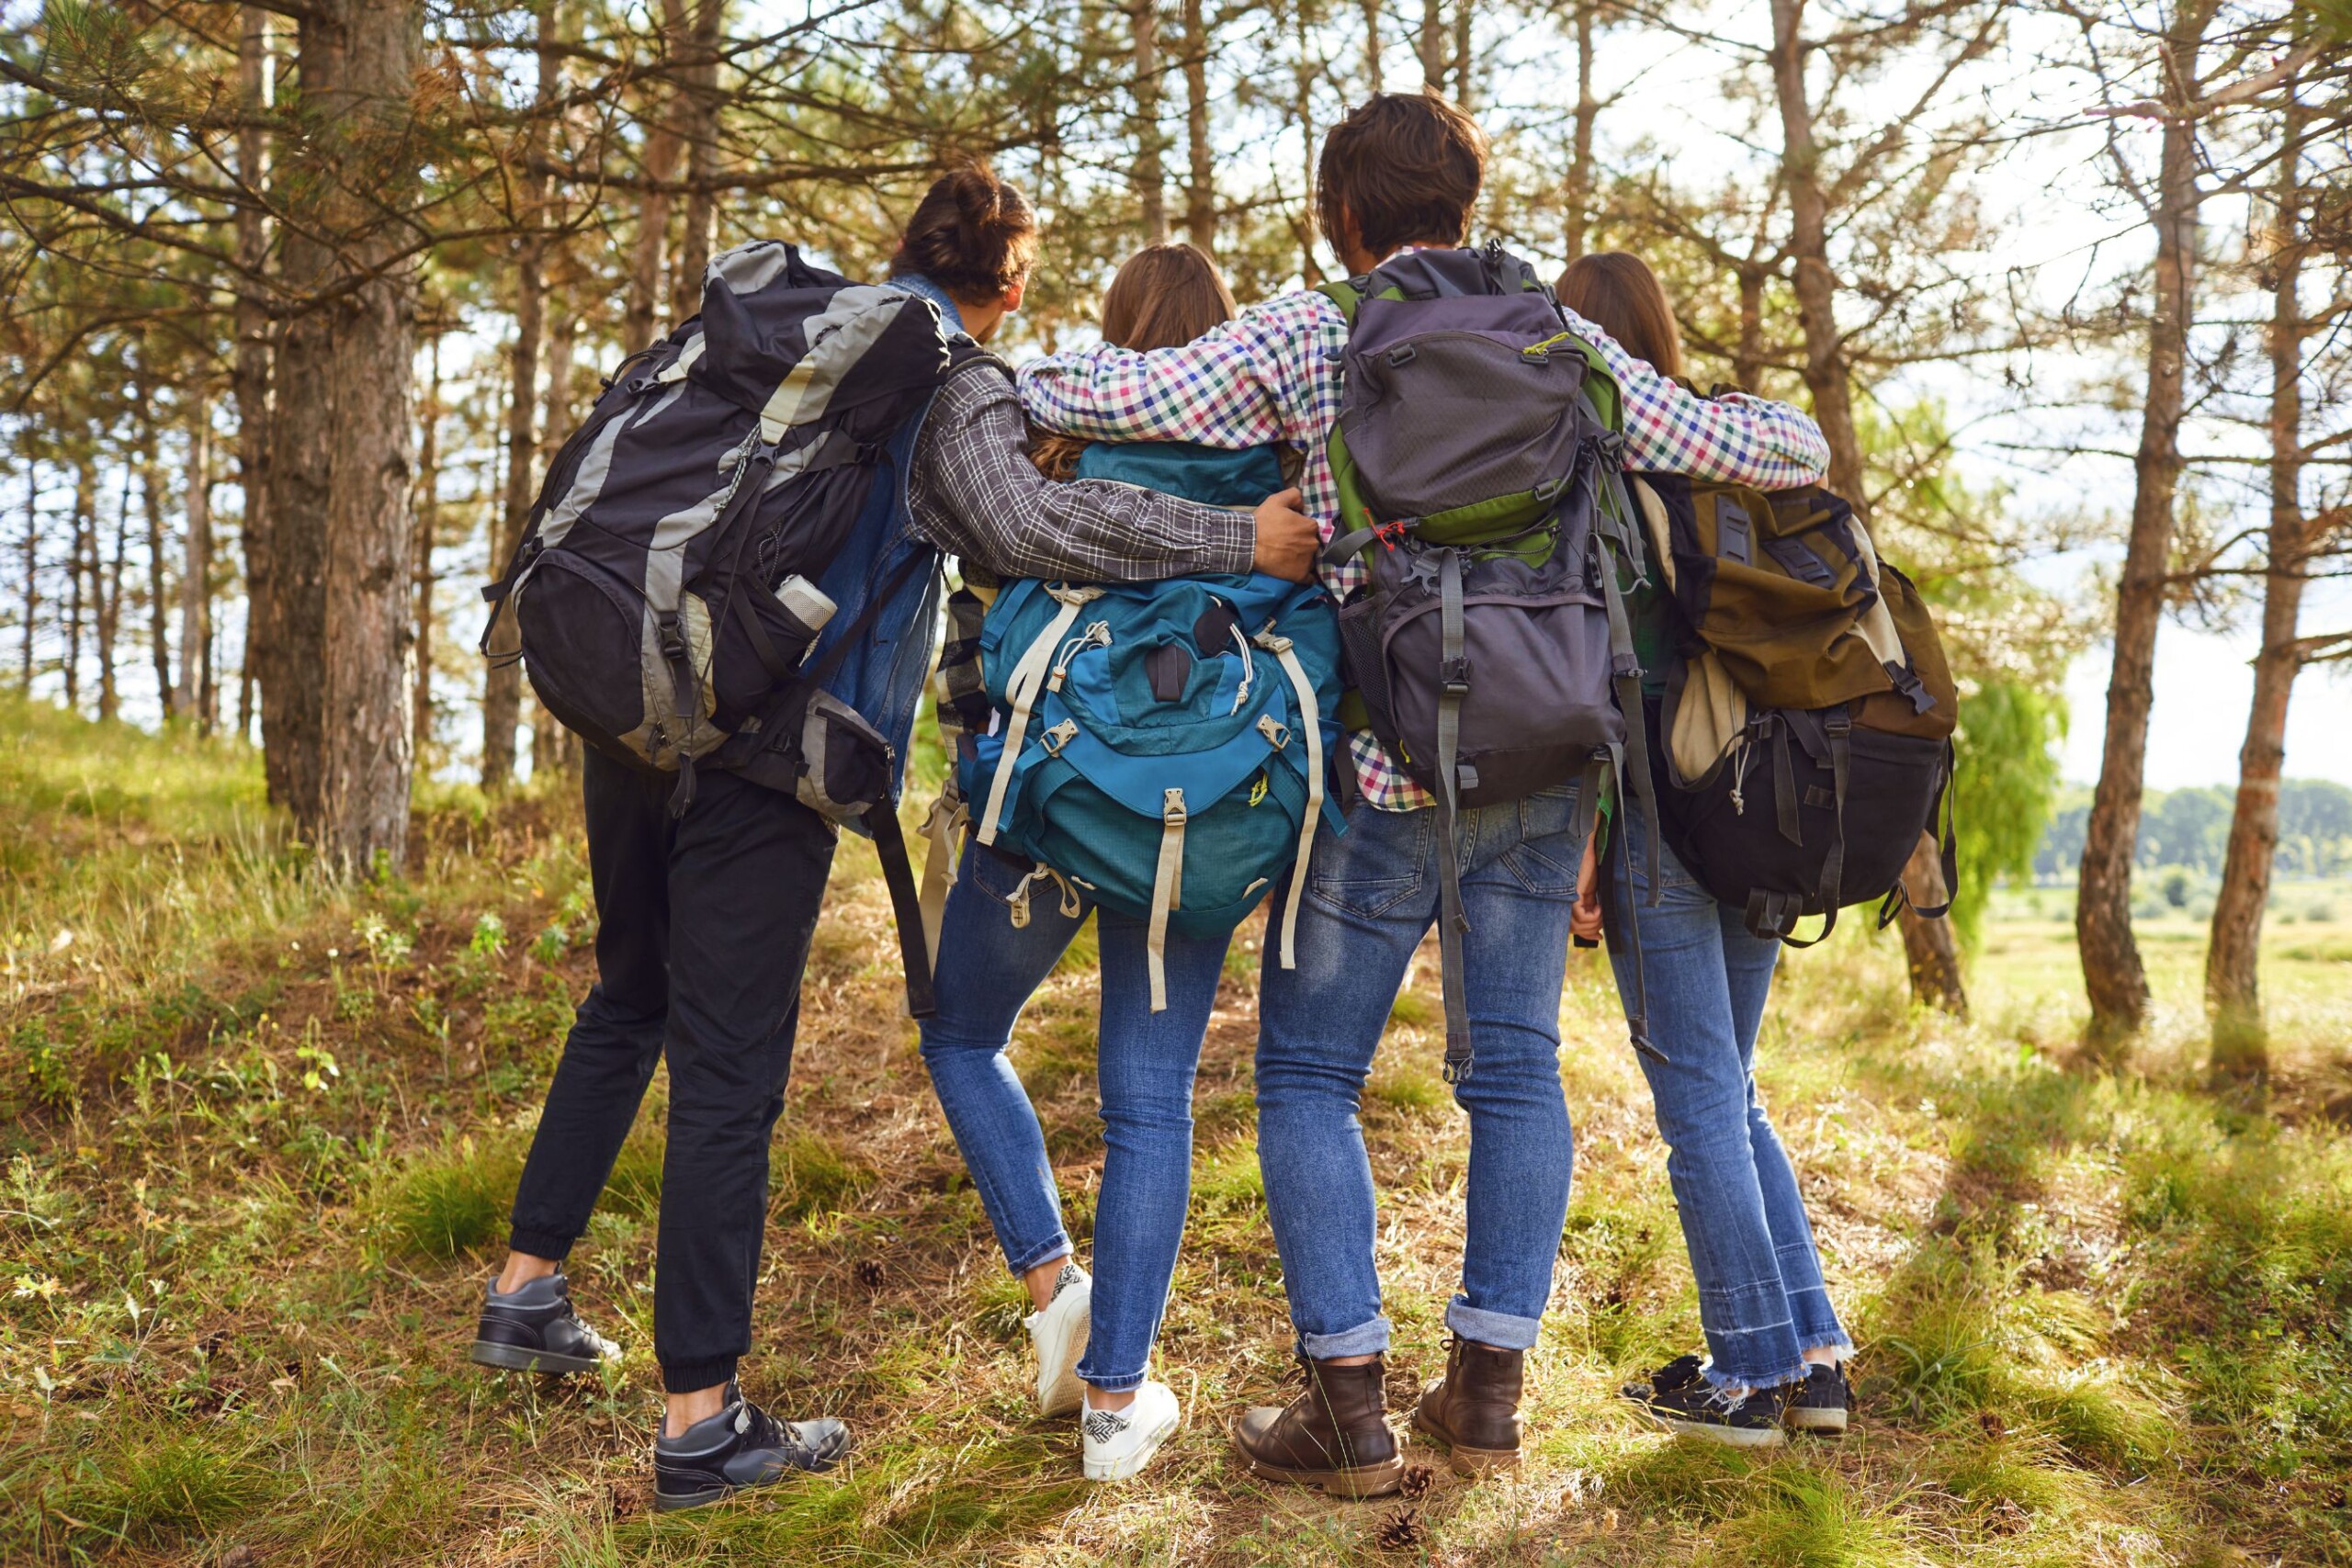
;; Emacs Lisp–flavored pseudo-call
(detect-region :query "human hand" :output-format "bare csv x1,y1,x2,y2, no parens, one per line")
1251,488,1319,582
1571,827,1604,942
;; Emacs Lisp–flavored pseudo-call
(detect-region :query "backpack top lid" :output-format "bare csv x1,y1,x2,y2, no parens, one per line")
691,242,956,445
1072,441,1285,508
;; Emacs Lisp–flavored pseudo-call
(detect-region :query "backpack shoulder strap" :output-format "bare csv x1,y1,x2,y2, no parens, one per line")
1313,277,1366,326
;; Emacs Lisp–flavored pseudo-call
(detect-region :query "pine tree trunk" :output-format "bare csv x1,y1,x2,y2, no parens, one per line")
1769,0,1964,1012
267,0,421,866
1563,2,1594,261
2077,6,2209,1054
1419,0,1443,90
1734,265,1766,389
626,0,688,353
141,407,173,718
98,475,125,725
17,460,36,688
175,404,214,729
1360,0,1381,89
2207,95,2306,1084
530,299,581,784
1133,0,1168,243
414,335,441,768
672,0,722,326
1450,0,1470,107
66,457,88,710
235,2,278,778
1182,0,1214,253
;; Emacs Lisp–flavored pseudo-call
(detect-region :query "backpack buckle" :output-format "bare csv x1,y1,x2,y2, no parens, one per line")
1826,711,1852,738
1440,656,1473,695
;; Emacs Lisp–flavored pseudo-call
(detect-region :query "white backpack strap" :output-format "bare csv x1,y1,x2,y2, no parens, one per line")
1146,786,1188,1012
916,784,967,972
1846,517,1907,669
976,586,1102,845
1257,631,1325,971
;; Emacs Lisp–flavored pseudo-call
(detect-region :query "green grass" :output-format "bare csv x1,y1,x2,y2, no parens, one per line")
3,695,2350,1564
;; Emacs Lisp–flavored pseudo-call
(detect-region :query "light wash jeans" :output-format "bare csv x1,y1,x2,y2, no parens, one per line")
1255,781,1590,1357
1606,805,1850,1392
918,840,1231,1392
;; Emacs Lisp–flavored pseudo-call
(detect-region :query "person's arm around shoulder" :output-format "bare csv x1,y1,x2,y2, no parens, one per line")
1015,291,1344,453
909,367,1319,583
1561,306,1832,489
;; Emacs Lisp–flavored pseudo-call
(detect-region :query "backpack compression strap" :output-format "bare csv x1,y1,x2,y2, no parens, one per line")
1147,787,1189,1011
974,585,1106,846
1255,627,1327,972
1433,546,1476,1082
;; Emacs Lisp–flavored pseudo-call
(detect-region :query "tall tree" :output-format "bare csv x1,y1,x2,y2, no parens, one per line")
413,332,442,768
173,399,214,731
625,0,690,353
139,398,171,717
672,0,723,324
1182,0,1214,252
482,0,559,794
1133,0,1168,243
266,0,424,865
2075,1,2220,1050
235,2,278,774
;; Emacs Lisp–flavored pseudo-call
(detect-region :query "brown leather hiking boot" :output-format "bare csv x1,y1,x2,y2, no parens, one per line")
1410,1336,1524,1475
1228,1354,1405,1498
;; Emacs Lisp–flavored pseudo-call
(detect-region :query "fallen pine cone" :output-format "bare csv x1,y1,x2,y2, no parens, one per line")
854,1258,886,1291
1399,1461,1436,1501
1374,1505,1425,1552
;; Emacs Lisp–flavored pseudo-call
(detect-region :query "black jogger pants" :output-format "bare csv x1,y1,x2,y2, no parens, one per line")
507,747,836,1393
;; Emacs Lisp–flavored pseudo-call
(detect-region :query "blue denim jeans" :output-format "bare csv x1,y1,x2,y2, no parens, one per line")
1606,806,1850,1393
1256,782,1589,1357
918,841,1230,1392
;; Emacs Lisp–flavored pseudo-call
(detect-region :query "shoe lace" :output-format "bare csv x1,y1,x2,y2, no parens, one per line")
730,1394,791,1452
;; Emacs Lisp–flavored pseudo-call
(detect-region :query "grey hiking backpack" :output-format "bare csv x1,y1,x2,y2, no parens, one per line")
481,241,972,1016
1318,243,1660,1074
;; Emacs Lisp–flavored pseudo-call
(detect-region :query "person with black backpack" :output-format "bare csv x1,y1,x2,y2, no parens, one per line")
1019,96,1831,1495
1561,254,1954,1446
468,166,1320,1513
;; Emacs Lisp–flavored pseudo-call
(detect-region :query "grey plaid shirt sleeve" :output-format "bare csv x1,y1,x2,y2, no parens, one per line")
907,367,1259,581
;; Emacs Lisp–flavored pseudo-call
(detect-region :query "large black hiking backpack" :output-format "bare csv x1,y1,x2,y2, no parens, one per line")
480,240,967,1014
1318,243,1660,1076
1627,469,1960,945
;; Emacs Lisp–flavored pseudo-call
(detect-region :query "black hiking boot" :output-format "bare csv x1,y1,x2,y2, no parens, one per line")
1620,1354,1786,1449
1782,1360,1849,1434
469,1270,621,1375
652,1382,851,1511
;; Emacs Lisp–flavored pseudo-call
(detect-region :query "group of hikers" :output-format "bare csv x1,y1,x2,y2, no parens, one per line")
468,90,1949,1512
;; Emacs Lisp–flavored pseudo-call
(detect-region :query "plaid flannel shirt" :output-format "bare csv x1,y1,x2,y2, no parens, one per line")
1017,287,1833,810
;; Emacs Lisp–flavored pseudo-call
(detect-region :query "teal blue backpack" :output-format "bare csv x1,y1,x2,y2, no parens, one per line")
963,568,1343,1006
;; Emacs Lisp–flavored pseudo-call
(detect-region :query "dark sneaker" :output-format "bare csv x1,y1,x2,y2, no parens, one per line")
1783,1361,1849,1434
1620,1354,1785,1449
652,1382,851,1511
469,1270,621,1375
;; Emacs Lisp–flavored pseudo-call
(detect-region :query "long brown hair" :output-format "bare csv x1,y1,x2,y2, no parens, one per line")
888,163,1039,306
1033,243,1240,479
1556,252,1684,379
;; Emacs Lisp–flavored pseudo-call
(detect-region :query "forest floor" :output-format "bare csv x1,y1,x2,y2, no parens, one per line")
6,694,2352,1567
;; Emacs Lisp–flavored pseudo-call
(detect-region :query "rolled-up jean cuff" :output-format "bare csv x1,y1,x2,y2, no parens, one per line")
1298,1314,1390,1359
506,1226,574,1262
1445,1295,1542,1352
1801,1337,1856,1363
1702,1356,1811,1394
1004,1235,1073,1278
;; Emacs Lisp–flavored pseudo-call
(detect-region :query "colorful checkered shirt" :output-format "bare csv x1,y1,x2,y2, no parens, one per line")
1016,287,1833,809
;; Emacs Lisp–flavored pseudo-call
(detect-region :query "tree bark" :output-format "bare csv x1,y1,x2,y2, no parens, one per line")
1769,0,1963,1010
624,0,688,352
413,333,441,768
482,0,556,794
1132,0,1168,243
1182,0,1214,253
66,457,89,710
1419,0,1444,90
1451,0,1471,107
236,2,278,773
1360,0,1381,89
175,403,214,731
17,457,36,689
266,0,422,867
531,296,581,783
2077,4,2211,1052
671,0,722,326
141,404,172,718
1734,264,1766,389
2206,92,2307,1083
1563,1,1594,260
1899,830,1966,1013
96,458,127,725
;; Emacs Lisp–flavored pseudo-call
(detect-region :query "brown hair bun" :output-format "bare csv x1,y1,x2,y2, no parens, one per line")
888,164,1041,307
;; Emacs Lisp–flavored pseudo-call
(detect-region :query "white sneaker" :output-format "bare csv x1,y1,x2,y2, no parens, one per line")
1024,1262,1091,1416
1080,1380,1182,1482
